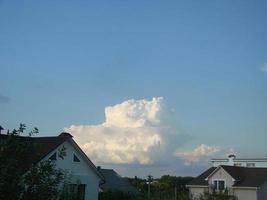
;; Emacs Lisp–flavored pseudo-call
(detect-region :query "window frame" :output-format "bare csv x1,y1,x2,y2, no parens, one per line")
234,162,242,166
212,179,226,192
73,152,81,163
49,152,57,161
246,163,255,167
65,184,86,200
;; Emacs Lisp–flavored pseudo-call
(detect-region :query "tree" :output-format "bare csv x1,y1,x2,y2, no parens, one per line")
0,124,67,200
126,175,194,200
21,160,65,200
0,124,34,199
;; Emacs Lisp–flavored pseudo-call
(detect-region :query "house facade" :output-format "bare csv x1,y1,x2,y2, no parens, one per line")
42,133,104,200
0,132,104,200
187,165,267,200
211,154,267,168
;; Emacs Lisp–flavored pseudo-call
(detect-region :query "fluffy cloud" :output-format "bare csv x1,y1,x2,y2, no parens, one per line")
260,62,267,72
65,97,235,168
104,97,163,128
65,97,165,165
174,144,221,165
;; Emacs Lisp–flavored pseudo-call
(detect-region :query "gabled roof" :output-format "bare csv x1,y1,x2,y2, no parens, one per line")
187,167,216,186
98,168,140,195
188,165,267,188
0,132,103,180
0,133,69,170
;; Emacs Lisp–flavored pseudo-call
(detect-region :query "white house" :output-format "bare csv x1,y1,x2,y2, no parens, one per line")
211,154,267,168
1,132,104,200
187,165,267,200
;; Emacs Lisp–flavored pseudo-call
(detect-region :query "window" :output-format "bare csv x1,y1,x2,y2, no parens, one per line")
213,180,225,191
234,163,242,166
63,184,86,200
49,152,57,160
73,153,80,162
246,163,255,167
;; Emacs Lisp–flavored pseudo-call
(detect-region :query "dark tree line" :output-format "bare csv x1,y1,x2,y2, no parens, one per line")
100,175,237,200
98,175,193,200
130,175,193,200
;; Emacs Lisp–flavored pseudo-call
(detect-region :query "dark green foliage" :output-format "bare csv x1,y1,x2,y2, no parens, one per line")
0,124,67,200
99,190,136,200
58,145,67,160
123,175,194,200
21,160,65,200
59,182,86,200
0,124,36,200
151,175,193,199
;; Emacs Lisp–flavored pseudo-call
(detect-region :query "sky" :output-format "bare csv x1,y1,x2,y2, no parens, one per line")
0,0,267,177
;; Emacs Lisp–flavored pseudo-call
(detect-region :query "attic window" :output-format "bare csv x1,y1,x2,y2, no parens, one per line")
73,153,80,162
49,152,57,161
213,180,225,191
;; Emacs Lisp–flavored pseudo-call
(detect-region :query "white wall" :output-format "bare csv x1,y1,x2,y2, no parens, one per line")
42,141,101,200
208,167,234,193
233,188,257,200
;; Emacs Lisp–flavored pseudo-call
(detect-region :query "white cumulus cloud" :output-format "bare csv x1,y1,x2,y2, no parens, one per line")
174,144,221,165
104,97,163,128
65,97,165,165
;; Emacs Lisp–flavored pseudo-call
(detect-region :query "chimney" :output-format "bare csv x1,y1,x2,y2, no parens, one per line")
228,154,236,165
0,126,4,134
59,132,73,138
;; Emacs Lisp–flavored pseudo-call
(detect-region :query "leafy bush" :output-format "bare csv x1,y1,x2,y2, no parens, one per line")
99,190,136,200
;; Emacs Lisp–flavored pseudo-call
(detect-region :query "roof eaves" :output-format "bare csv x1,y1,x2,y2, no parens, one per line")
232,186,258,190
33,137,68,164
186,185,209,188
205,166,222,180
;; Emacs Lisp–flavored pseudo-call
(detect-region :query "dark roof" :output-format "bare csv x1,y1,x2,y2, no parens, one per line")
98,168,140,195
231,167,267,187
0,132,72,171
188,165,267,188
187,167,216,186
0,132,104,180
220,165,244,181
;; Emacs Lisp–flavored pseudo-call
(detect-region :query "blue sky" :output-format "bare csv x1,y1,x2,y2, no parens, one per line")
0,0,267,177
